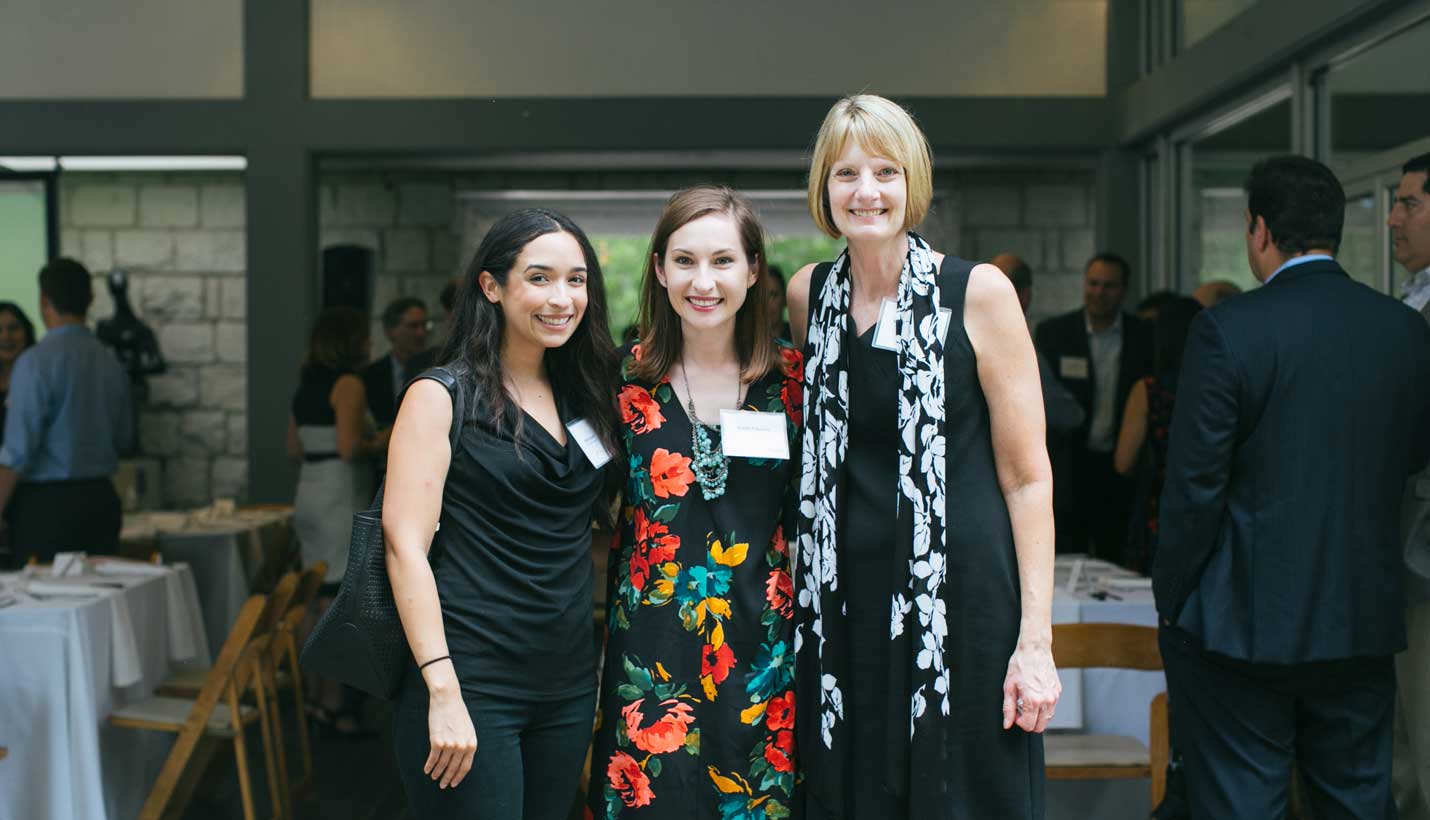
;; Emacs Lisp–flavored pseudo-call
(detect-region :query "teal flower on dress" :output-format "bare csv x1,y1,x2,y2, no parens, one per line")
745,641,792,702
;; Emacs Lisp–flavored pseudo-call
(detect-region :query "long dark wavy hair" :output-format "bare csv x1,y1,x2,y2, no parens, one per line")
439,207,620,470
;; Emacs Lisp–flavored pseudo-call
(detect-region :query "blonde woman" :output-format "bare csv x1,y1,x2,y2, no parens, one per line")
788,95,1060,818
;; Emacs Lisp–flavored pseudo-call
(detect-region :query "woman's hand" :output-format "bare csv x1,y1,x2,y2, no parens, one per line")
1001,633,1061,733
424,683,477,789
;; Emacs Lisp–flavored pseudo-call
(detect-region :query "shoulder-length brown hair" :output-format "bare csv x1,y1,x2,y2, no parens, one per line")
629,185,782,385
305,306,369,373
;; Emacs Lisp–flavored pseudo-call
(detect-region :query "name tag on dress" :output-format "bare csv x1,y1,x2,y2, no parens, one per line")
565,418,613,469
1059,356,1090,380
871,298,952,352
719,410,789,460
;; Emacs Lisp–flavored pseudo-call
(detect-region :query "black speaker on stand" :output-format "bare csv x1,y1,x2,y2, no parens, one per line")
321,244,375,311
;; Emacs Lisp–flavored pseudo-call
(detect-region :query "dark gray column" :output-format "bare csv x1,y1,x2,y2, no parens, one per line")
243,0,315,503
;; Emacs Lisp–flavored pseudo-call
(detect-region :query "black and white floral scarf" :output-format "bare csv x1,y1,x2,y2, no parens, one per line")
795,231,948,797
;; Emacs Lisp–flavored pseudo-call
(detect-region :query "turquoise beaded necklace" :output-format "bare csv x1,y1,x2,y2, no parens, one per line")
678,362,744,501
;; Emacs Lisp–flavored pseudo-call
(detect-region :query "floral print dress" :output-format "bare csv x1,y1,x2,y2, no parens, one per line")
592,343,802,820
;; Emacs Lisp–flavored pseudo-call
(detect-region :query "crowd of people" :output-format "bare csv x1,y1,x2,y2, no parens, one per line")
5,90,1425,819
288,92,1426,820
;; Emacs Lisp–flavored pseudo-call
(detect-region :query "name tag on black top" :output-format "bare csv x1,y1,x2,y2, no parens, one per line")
871,298,952,352
566,418,613,469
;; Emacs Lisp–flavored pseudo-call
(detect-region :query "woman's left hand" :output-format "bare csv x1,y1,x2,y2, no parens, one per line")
1002,635,1061,733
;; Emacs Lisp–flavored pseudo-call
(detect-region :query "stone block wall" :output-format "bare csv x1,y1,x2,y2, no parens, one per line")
58,172,248,507
318,177,463,356
953,169,1098,328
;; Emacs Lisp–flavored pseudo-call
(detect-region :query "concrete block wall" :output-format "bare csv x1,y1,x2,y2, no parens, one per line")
318,177,464,356
58,173,248,507
952,169,1098,328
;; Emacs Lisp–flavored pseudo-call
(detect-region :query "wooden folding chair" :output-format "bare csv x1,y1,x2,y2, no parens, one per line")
1044,622,1171,807
268,561,327,797
155,572,302,819
110,594,271,820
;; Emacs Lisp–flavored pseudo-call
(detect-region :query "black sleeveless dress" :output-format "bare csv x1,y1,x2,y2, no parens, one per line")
799,257,1045,820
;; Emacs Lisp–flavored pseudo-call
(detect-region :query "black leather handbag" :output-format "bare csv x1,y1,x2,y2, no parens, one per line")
299,366,464,700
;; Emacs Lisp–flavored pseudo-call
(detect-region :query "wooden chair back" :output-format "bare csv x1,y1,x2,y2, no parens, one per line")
137,593,269,818
1048,622,1170,806
1051,623,1163,671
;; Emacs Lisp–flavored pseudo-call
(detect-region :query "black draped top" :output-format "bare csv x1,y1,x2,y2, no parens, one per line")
431,387,603,700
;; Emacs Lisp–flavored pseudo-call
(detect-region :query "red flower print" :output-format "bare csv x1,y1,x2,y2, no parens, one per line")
607,750,655,808
765,691,795,731
781,378,803,427
620,384,665,434
632,343,644,361
770,526,788,556
622,698,696,755
701,642,736,685
648,449,694,499
765,569,794,619
763,729,796,773
629,509,680,591
780,346,803,382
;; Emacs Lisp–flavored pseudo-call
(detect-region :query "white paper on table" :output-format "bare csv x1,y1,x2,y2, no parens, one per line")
25,580,106,597
52,552,88,577
92,558,169,577
108,593,143,688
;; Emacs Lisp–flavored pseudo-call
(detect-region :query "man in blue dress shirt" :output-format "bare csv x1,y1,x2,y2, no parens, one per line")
0,258,132,566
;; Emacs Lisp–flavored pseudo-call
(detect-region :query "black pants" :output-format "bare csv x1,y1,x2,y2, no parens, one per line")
8,478,121,567
1160,628,1397,820
394,674,595,820
1064,448,1133,565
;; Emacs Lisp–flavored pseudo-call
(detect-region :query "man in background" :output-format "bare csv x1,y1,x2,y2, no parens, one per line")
1392,150,1430,820
1035,252,1153,560
1155,156,1430,818
361,296,431,429
0,258,131,565
990,252,1085,435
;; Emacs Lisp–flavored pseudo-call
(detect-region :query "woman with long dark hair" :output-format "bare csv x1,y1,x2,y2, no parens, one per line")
1114,295,1203,574
0,301,37,446
590,186,801,818
384,208,619,819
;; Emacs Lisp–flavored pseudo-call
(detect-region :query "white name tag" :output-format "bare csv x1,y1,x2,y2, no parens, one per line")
719,410,789,460
1059,356,1090,380
565,418,613,469
871,298,952,352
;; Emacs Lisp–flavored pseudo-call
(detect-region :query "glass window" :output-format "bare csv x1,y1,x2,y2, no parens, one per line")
1338,190,1383,290
1327,20,1430,165
1180,0,1259,51
1185,98,1291,292
0,178,51,335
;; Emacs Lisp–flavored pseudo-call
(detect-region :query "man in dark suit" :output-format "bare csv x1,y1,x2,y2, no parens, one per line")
361,297,431,429
1035,252,1153,562
1154,155,1430,819
1390,151,1430,820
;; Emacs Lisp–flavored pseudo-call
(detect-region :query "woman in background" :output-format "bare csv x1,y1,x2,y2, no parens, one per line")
1114,295,1203,574
0,301,38,446
288,305,388,734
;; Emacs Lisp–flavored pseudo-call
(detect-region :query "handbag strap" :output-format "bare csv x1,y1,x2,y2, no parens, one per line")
371,365,467,509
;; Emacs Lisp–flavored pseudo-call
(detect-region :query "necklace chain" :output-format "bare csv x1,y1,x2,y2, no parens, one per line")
678,361,743,501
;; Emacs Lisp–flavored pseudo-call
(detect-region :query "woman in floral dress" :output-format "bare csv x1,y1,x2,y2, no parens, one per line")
592,185,802,820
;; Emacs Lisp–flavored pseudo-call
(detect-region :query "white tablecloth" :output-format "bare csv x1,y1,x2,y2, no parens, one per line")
123,509,291,653
0,564,211,820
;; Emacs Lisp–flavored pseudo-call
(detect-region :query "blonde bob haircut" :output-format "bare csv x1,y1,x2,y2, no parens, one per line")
806,94,934,239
